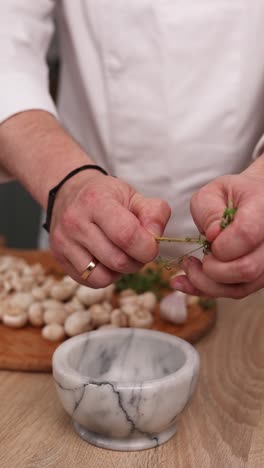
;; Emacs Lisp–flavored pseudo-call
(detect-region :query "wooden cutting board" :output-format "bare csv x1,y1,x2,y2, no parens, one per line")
0,248,217,372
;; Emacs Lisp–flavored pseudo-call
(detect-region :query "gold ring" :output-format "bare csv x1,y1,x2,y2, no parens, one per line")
80,259,97,280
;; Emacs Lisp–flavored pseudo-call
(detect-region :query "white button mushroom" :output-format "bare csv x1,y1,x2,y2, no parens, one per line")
42,299,64,310
9,292,34,310
119,289,137,298
42,277,56,294
62,275,79,289
128,309,153,329
138,292,157,311
101,301,113,314
98,324,118,330
43,308,68,325
90,303,111,327
103,283,115,301
64,310,93,336
121,303,139,316
119,295,140,307
28,303,45,327
50,282,76,302
2,307,28,328
42,324,65,341
64,297,84,315
76,286,106,306
110,309,128,327
32,286,47,301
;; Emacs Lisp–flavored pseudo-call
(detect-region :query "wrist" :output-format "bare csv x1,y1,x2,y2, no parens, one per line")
0,110,96,208
43,165,108,232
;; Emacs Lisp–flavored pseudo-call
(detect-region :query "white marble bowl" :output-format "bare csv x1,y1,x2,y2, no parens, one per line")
52,328,200,451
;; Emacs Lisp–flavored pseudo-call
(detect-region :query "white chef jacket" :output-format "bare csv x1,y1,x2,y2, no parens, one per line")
1,1,264,256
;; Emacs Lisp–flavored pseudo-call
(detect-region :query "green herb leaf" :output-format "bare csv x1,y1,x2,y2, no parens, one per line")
115,267,172,295
220,200,237,229
199,298,216,310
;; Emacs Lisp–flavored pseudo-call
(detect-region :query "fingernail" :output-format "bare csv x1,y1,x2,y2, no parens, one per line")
171,279,187,293
188,256,200,266
170,276,185,288
170,272,186,280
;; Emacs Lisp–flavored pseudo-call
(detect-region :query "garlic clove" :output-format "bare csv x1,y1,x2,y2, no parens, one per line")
159,291,188,324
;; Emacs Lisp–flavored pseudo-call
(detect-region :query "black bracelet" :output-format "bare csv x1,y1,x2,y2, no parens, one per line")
42,164,108,233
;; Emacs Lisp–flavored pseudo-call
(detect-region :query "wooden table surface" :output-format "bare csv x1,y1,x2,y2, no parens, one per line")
0,292,264,468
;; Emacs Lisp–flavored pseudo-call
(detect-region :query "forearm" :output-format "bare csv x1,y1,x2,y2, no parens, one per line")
0,110,94,208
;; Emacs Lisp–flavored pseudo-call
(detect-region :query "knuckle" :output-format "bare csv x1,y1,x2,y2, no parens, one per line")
153,198,171,216
60,209,80,232
239,258,260,282
115,221,139,249
114,253,131,272
79,187,102,206
50,228,65,253
235,223,257,249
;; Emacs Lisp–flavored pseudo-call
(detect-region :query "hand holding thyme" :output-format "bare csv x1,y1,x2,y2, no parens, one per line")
168,170,264,299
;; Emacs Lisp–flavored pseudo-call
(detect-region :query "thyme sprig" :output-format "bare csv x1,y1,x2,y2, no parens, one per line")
156,200,237,268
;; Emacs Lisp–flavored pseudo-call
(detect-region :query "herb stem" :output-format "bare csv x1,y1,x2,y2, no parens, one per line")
156,236,203,244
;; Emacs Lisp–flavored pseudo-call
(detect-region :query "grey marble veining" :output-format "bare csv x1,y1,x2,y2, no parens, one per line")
52,328,200,451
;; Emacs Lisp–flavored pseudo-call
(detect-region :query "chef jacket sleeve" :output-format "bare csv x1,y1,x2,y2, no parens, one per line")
0,0,58,182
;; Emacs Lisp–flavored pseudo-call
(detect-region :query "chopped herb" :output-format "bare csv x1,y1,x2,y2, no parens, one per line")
115,267,172,295
199,298,216,310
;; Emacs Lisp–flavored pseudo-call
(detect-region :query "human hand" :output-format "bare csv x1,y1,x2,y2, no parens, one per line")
171,171,264,298
49,171,171,288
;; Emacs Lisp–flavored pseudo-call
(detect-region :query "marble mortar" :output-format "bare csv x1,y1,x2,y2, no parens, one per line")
52,328,200,451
